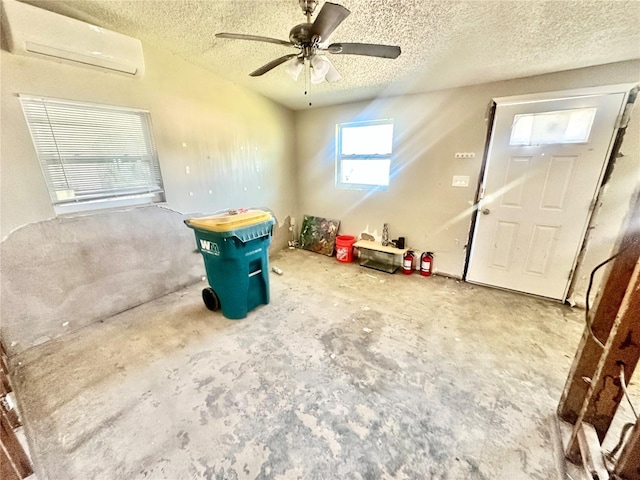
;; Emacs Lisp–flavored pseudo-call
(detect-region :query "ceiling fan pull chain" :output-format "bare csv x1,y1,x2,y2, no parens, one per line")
305,59,313,106
304,57,310,97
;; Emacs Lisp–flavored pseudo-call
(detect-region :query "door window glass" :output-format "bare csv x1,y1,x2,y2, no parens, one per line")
510,107,597,145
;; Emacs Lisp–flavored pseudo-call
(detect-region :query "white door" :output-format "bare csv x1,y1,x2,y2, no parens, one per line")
466,90,628,300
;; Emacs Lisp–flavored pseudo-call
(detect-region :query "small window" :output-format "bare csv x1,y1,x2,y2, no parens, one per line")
336,119,394,189
20,95,165,214
510,107,597,146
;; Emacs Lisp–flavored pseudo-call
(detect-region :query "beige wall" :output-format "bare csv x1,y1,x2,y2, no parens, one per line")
0,41,297,246
294,61,640,300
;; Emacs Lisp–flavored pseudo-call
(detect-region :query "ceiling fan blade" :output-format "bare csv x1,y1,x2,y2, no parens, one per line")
216,33,293,47
310,2,350,42
250,54,299,76
327,43,401,59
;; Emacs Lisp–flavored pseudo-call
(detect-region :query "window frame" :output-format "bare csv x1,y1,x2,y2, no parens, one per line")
19,94,165,215
335,118,394,190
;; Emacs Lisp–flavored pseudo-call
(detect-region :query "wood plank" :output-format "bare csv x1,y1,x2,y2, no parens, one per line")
0,444,22,480
1,400,21,431
0,369,10,397
577,422,609,480
615,420,640,480
0,340,9,376
559,188,640,425
354,240,408,255
0,412,32,479
566,256,640,457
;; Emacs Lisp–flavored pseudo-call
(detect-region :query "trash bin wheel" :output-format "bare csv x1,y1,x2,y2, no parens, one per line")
202,287,220,311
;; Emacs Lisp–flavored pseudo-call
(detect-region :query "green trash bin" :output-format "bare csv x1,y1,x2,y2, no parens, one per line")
185,209,275,320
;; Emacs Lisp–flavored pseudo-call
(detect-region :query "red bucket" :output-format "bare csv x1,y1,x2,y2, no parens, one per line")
335,235,356,263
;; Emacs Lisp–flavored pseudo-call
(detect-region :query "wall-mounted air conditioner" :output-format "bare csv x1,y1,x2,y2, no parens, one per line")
1,0,145,77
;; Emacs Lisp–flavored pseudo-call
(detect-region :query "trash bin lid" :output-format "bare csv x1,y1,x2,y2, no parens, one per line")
186,209,272,232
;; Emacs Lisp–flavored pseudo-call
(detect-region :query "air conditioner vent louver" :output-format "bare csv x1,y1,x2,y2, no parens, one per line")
1,0,145,77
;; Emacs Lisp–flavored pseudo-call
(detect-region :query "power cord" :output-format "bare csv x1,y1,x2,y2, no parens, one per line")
603,363,638,469
619,364,638,420
605,422,635,466
584,245,631,349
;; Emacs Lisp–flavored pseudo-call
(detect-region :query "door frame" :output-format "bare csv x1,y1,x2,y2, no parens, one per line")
462,83,638,301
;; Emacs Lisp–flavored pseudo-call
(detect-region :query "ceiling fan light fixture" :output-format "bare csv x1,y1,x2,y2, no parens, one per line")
324,58,341,83
310,55,330,83
285,57,304,81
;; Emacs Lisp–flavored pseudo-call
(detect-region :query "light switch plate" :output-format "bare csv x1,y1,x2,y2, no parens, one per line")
452,175,470,187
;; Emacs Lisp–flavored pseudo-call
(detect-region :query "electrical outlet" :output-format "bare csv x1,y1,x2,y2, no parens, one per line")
455,152,476,159
185,165,190,174
452,175,470,187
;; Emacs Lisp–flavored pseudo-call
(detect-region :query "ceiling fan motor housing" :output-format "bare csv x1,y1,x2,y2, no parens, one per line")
289,23,320,47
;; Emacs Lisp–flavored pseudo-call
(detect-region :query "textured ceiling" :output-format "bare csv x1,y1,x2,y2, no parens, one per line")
21,0,640,110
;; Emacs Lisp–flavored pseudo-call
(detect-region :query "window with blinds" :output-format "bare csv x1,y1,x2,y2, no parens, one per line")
20,95,165,213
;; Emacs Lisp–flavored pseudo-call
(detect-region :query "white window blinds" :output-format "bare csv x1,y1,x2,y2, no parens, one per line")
20,95,164,210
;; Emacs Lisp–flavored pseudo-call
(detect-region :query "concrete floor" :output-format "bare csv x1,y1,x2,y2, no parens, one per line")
11,248,631,479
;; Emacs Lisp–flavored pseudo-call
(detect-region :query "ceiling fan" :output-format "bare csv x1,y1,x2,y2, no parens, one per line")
215,0,401,84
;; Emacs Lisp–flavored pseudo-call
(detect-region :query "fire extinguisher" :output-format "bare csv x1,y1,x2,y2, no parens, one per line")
403,250,415,275
420,251,434,277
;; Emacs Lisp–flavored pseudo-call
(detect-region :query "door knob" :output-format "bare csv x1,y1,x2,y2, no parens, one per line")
482,208,490,215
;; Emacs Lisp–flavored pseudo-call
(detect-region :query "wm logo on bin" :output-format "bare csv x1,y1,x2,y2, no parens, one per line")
199,239,220,256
